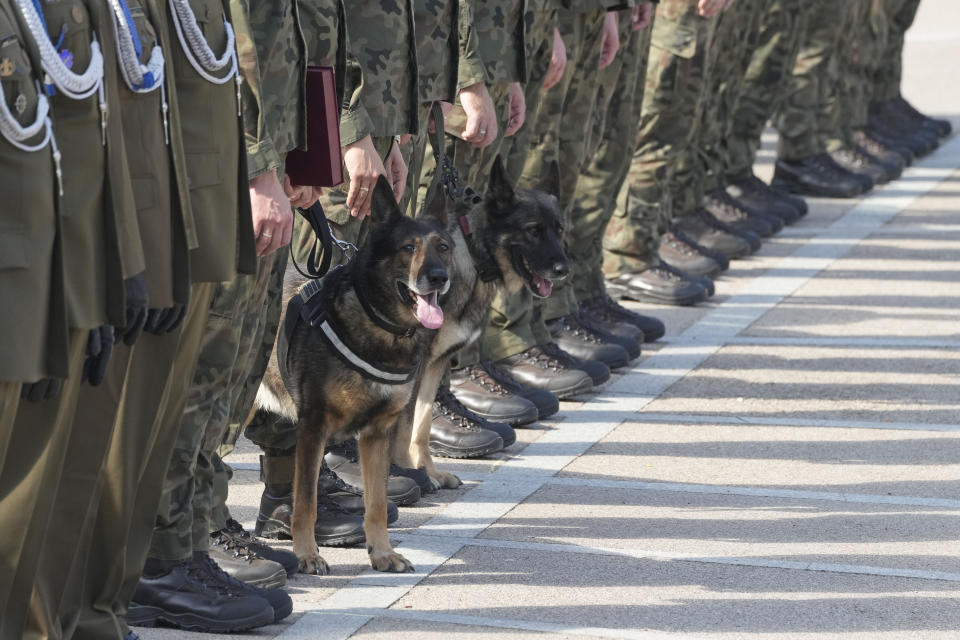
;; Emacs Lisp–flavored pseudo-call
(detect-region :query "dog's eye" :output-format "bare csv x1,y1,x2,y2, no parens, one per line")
556,223,564,235
526,225,542,236
402,244,416,254
437,242,449,252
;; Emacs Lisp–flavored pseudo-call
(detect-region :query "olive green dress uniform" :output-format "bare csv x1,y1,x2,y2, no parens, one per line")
0,0,66,627
26,1,196,637
602,0,715,278
144,0,290,568
66,2,255,636
724,0,806,182
0,0,150,637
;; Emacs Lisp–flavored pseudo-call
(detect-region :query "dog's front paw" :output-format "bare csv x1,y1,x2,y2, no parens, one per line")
297,552,330,575
369,549,414,573
428,469,462,490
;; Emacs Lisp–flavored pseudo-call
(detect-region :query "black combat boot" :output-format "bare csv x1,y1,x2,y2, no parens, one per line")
430,385,511,457
450,363,540,426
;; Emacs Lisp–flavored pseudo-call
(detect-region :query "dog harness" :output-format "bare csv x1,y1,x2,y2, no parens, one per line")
278,267,418,388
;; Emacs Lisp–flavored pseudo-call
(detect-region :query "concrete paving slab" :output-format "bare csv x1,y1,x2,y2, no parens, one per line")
391,545,960,637
559,421,960,500
479,484,960,575
640,344,960,425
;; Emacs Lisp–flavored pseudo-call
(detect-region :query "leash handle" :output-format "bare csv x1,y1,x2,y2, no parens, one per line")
428,101,480,207
290,201,349,279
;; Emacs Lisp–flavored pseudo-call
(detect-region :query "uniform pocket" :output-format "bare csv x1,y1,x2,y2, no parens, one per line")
44,0,94,73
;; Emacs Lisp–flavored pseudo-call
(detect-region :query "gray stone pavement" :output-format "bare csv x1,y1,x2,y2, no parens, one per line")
141,2,960,637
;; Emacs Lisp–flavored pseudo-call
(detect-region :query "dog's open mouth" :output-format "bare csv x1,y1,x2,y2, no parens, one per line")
397,282,444,330
512,249,553,298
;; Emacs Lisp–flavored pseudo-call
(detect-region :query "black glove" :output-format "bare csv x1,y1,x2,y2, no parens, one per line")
20,378,63,403
82,325,116,386
116,275,148,346
145,303,186,335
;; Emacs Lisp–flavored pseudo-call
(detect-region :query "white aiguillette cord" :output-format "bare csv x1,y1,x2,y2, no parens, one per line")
108,0,170,142
168,0,241,115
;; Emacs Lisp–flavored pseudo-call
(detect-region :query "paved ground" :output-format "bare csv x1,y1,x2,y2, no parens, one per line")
142,4,960,638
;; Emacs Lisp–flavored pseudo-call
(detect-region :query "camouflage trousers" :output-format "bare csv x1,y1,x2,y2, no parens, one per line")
824,0,874,152
725,0,806,181
567,10,653,300
775,0,848,161
521,8,607,322
696,0,765,193
149,246,287,559
603,0,716,277
484,9,559,360
871,0,921,102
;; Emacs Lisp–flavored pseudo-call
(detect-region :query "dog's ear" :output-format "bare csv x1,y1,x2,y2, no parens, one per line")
485,155,516,215
536,160,561,197
419,178,449,228
369,175,403,227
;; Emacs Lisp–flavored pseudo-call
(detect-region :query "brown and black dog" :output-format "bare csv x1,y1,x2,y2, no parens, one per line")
257,175,454,574
393,156,569,490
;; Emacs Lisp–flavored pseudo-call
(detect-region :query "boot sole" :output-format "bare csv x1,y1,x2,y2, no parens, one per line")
463,404,539,426
254,517,368,547
620,286,708,307
128,604,275,633
429,436,504,459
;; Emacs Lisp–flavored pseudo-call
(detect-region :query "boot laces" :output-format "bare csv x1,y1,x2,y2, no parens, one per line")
185,554,245,598
435,387,486,431
465,365,508,394
663,231,698,256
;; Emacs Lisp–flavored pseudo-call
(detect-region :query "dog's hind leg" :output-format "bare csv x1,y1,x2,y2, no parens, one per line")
359,424,413,572
292,424,330,575
410,362,462,490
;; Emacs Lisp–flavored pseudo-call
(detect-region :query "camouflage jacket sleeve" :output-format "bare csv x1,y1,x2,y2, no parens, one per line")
458,0,526,87
340,0,419,145
231,0,308,179
414,0,459,103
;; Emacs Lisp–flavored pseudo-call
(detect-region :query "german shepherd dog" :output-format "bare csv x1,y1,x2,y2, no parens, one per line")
392,156,570,491
257,176,454,574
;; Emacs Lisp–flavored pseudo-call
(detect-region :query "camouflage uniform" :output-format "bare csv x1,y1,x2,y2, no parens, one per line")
824,0,872,153
244,0,419,458
148,0,308,562
774,0,847,161
724,0,806,181
871,0,920,102
567,7,655,302
696,0,764,193
484,0,559,360
603,0,716,277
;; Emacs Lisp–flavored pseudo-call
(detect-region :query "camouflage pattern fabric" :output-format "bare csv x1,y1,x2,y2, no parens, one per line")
340,0,419,145
723,0,806,181
824,0,871,152
602,0,714,278
232,0,307,178
774,0,847,161
520,8,607,323
415,0,459,102
871,0,920,102
568,9,653,301
696,0,764,193
459,0,527,88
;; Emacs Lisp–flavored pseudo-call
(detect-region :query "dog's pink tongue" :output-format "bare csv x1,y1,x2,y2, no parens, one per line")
415,291,444,329
533,275,553,297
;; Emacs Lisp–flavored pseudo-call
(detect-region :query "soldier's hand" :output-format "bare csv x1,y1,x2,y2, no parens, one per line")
250,171,294,255
598,12,620,70
543,28,567,90
117,275,148,347
145,304,186,335
82,325,115,386
504,82,526,137
284,175,321,209
385,141,408,201
428,102,454,134
21,378,63,403
698,0,726,17
459,82,498,148
344,135,389,219
632,3,653,30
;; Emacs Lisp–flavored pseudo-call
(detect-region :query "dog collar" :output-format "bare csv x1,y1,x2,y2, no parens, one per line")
351,267,416,338
458,215,502,283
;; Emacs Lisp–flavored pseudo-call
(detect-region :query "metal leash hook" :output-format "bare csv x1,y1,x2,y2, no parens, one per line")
328,221,358,262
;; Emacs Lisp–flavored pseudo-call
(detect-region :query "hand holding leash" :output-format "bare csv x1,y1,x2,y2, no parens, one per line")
250,171,294,256
343,135,388,219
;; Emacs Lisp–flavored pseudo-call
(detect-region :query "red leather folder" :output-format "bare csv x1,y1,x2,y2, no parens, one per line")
285,66,344,188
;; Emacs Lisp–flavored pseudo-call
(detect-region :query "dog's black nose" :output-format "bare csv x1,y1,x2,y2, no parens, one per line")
427,268,448,288
551,262,570,279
